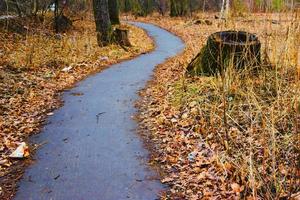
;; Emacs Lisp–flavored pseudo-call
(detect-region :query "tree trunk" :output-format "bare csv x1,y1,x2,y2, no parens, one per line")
32,0,39,15
156,0,167,15
170,0,178,16
180,0,189,15
225,0,230,17
54,0,59,33
124,0,131,12
93,0,112,46
12,0,22,17
141,0,153,15
108,0,120,25
202,0,206,12
219,0,230,19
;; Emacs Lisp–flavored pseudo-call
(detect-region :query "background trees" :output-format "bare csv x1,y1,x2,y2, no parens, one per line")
1,0,298,18
170,0,189,17
117,0,298,17
155,0,167,15
1,0,298,44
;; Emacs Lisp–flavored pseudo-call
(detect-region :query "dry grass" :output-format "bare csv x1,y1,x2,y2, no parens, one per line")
137,12,299,199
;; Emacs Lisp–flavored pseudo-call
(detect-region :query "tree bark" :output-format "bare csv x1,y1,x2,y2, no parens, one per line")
141,0,153,15
54,0,59,33
170,0,177,16
32,0,39,15
108,0,120,25
225,0,230,17
93,0,112,46
156,0,167,15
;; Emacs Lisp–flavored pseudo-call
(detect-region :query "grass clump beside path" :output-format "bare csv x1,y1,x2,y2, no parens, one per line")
137,12,299,199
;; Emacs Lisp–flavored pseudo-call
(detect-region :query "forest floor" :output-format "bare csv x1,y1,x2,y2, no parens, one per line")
0,15,154,199
135,13,300,199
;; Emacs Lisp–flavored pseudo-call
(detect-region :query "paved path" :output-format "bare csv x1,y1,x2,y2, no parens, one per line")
14,22,184,200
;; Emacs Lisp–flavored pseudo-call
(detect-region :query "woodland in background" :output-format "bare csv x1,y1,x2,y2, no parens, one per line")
0,0,298,42
1,0,298,43
1,0,299,18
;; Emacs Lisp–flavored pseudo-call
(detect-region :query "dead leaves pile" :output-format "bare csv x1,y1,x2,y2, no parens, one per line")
0,16,154,199
137,13,299,199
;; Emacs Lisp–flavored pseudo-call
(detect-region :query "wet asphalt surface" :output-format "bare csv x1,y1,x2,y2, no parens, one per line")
14,22,184,200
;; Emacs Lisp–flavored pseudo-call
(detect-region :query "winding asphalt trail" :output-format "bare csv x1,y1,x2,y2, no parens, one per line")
14,22,184,200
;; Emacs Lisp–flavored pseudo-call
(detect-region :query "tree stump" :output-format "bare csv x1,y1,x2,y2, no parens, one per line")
187,31,261,76
113,28,131,47
54,15,72,33
0,16,27,34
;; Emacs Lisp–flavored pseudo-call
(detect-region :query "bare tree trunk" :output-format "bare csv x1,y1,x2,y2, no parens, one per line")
225,0,230,17
170,0,188,17
124,0,131,13
108,0,120,25
4,0,8,15
189,0,193,17
220,0,225,18
93,0,112,46
156,0,167,15
54,0,59,32
220,0,229,19
32,0,39,15
290,0,294,11
170,0,177,16
12,0,22,17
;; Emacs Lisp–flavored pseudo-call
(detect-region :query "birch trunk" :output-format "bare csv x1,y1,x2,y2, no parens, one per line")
220,0,230,19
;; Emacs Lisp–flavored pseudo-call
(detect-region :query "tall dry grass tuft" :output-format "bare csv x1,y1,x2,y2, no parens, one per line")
218,12,298,199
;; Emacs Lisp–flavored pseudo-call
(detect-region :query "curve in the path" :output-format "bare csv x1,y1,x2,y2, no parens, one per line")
14,22,184,200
